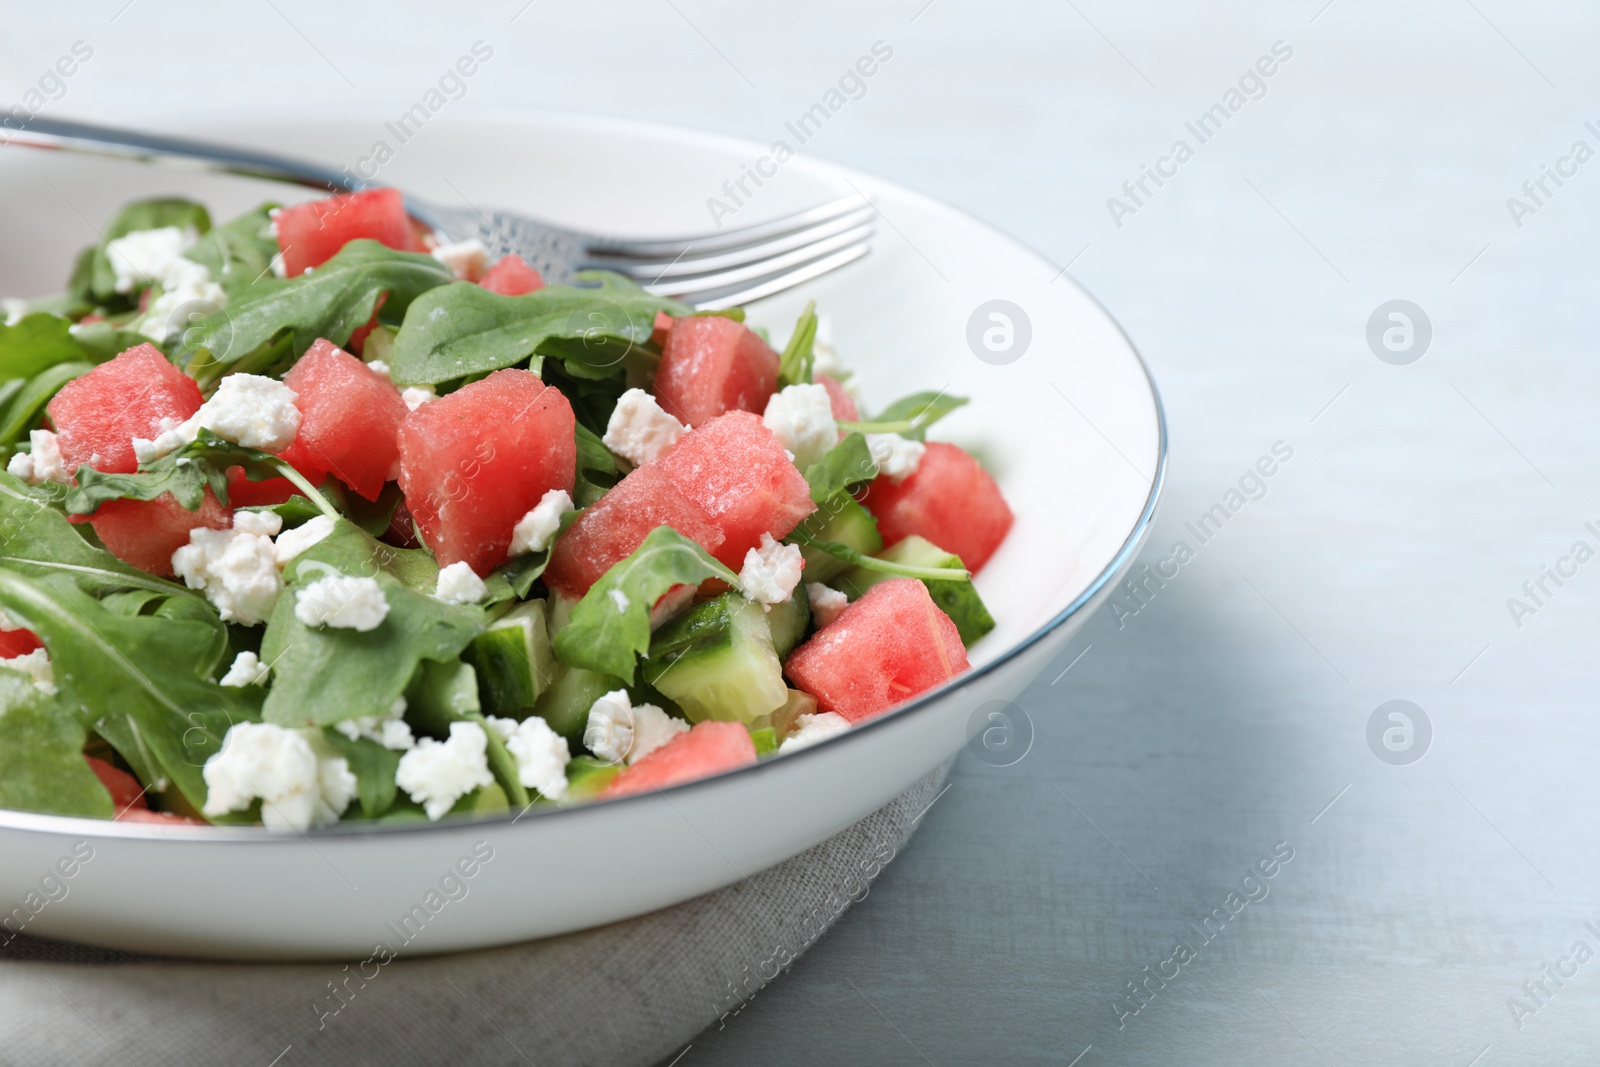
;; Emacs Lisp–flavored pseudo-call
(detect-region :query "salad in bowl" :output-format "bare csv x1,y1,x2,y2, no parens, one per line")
0,188,1013,832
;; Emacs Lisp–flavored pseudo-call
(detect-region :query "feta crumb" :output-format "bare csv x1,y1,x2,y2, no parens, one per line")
2,298,27,326
333,696,415,751
739,533,804,607
132,417,189,466
0,648,55,694
272,514,336,565
196,374,301,452
19,430,70,486
219,650,270,687
582,690,688,766
269,252,288,279
401,386,437,411
365,359,391,380
434,560,488,604
763,383,838,471
172,516,284,625
485,715,570,799
865,432,926,483
395,721,495,820
5,452,32,483
294,575,389,632
608,589,631,614
104,226,196,294
778,712,851,754
201,722,356,831
510,488,572,556
431,238,490,282
136,258,226,343
602,388,687,466
806,583,850,628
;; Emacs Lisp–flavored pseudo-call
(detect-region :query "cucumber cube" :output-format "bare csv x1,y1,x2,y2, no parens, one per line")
839,535,996,645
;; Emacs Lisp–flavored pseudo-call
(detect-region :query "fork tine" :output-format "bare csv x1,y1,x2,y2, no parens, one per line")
583,207,874,279
675,243,872,310
635,227,873,300
584,195,866,257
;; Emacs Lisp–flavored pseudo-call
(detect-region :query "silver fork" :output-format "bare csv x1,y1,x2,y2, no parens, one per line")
3,116,873,309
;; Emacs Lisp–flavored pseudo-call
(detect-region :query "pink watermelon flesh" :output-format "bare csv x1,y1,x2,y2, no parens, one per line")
397,369,576,575
47,344,203,474
816,374,859,423
653,316,779,427
0,628,42,658
862,441,1013,574
479,255,545,296
545,464,725,598
278,338,409,500
784,578,970,723
226,468,301,508
87,491,231,577
274,189,422,278
601,720,757,798
656,410,815,569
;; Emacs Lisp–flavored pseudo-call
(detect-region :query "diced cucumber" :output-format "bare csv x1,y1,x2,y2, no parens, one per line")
766,588,811,658
403,661,530,808
464,600,556,716
748,727,779,756
839,535,996,645
772,688,818,741
562,756,621,802
451,782,509,817
641,593,788,723
361,324,398,364
533,664,621,745
792,497,882,583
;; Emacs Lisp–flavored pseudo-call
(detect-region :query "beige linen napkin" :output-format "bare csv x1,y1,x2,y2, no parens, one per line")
0,765,946,1067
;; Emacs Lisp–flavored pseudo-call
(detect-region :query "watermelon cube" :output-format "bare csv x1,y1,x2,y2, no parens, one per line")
649,311,675,349
862,442,1013,574
277,338,409,500
654,316,779,427
784,578,969,723
479,255,545,296
601,720,757,798
656,411,815,569
397,369,576,575
0,627,43,658
88,491,231,577
46,344,203,474
274,189,423,278
544,463,725,598
817,374,859,423
85,756,145,812
226,468,301,508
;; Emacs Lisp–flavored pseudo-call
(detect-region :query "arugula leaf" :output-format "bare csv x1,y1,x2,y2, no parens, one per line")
324,731,400,819
573,422,621,508
854,391,970,442
0,569,260,819
183,204,280,295
776,301,817,388
803,433,878,505
0,361,94,447
84,198,213,305
64,430,325,517
67,320,148,363
543,360,629,441
785,527,970,582
552,525,738,682
181,240,454,373
0,669,114,818
0,313,90,382
388,272,689,387
260,520,485,727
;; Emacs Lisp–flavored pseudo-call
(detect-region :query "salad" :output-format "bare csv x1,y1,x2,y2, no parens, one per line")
0,188,1013,830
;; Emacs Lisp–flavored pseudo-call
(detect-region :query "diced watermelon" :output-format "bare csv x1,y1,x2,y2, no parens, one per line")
87,491,231,577
656,411,815,569
397,369,576,574
46,344,203,474
654,316,779,427
226,467,301,507
649,311,675,349
479,255,545,296
382,497,421,549
85,756,145,812
545,464,724,597
0,628,43,658
861,442,1012,573
277,338,409,500
817,374,859,422
601,720,757,798
784,578,969,723
274,189,423,278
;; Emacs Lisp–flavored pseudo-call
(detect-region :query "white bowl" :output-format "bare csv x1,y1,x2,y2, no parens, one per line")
0,111,1165,960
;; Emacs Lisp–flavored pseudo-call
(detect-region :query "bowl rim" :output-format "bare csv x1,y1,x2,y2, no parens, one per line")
0,109,1168,843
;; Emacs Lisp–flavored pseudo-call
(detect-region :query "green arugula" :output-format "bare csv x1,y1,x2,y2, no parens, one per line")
552,525,738,682
573,422,620,508
0,362,94,448
844,391,969,441
64,430,331,517
0,313,89,382
82,198,213,305
785,527,970,582
803,433,878,505
542,360,630,442
776,301,817,388
0,669,114,818
182,203,281,295
324,731,400,819
388,272,689,387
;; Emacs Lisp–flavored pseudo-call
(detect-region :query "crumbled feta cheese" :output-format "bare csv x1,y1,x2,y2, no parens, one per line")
219,650,270,687
365,359,391,380
582,690,688,766
608,589,631,614
431,238,490,282
510,488,572,555
131,417,189,466
485,715,570,799
8,430,69,486
333,696,415,751
763,383,838,471
201,722,356,832
395,720,495,820
196,374,301,452
5,452,32,483
778,712,851,754
401,386,437,411
434,560,488,604
294,575,389,632
272,514,336,565
602,388,687,466
806,582,850,628
0,649,55,694
1,299,27,326
865,432,926,483
105,226,195,294
136,258,226,343
270,252,288,279
172,515,284,625
739,533,804,607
